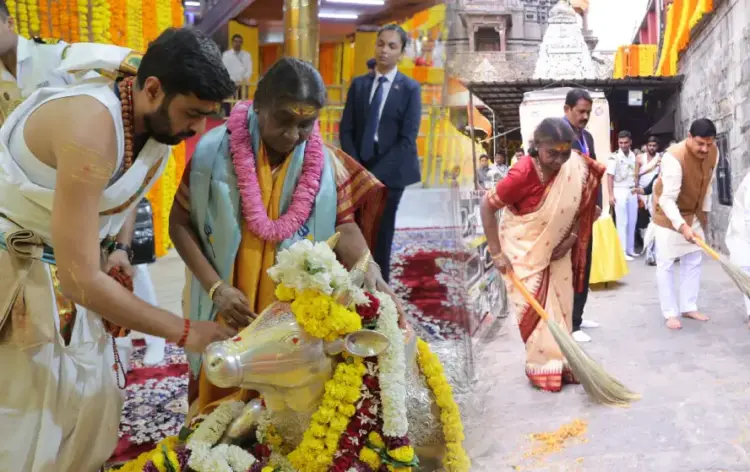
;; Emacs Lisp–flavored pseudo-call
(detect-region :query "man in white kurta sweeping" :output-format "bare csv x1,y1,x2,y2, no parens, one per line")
651,118,718,330
725,169,750,329
0,27,236,472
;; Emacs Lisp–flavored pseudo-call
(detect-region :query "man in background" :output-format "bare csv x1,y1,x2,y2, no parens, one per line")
221,33,252,115
563,88,601,343
635,135,662,264
608,130,639,261
652,118,717,330
510,149,524,167
725,168,750,329
339,24,421,283
367,58,376,74
476,153,491,189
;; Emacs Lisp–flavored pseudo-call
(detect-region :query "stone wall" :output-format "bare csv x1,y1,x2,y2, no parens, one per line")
676,0,750,250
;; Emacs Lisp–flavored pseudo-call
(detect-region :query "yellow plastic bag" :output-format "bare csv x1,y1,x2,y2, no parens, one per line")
590,215,629,284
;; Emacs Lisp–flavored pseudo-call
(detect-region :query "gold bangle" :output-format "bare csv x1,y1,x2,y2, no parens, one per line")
208,280,224,300
491,253,505,261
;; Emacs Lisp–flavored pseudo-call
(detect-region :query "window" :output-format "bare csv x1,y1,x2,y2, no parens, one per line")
715,132,732,206
474,27,502,52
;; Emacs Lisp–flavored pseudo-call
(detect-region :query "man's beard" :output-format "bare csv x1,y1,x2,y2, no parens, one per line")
144,104,195,145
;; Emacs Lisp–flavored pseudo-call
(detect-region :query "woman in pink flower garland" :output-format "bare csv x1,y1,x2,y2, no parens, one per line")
169,57,406,418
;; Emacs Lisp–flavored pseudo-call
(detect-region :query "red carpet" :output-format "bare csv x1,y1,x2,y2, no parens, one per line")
108,340,189,465
390,227,470,340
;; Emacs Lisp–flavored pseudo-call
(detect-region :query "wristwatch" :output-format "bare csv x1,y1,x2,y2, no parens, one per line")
113,242,134,262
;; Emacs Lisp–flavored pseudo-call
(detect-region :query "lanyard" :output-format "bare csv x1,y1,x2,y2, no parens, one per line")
564,118,588,155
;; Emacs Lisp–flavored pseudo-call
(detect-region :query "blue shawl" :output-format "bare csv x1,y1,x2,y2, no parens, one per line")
186,107,337,375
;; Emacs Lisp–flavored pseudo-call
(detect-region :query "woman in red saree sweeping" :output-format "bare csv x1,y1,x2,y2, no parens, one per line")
480,117,605,392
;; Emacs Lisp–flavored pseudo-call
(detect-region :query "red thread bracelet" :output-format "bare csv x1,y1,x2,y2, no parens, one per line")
177,319,191,348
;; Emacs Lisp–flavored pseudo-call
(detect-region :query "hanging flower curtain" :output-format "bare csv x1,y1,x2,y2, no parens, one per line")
655,0,714,76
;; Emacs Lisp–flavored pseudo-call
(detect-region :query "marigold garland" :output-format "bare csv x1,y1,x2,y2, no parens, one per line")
37,0,50,37
16,0,29,38
125,0,143,51
108,0,127,45
141,0,158,44
90,0,111,43
155,0,172,36
287,356,366,472
6,0,16,18
283,286,362,342
77,0,88,41
415,338,470,472
48,0,60,39
27,0,39,37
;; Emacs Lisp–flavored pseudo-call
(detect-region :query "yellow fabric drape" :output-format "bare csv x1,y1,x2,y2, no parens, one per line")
656,3,676,75
235,147,292,315
318,42,336,85
590,215,629,284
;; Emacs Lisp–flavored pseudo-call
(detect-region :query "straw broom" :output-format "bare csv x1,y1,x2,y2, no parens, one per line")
693,237,750,298
508,271,641,407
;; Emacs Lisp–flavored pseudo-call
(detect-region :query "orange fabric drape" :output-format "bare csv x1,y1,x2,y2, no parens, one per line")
259,44,281,74
319,43,336,85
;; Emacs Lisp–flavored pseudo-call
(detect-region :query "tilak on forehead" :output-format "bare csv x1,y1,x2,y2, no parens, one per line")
548,142,572,152
285,102,318,118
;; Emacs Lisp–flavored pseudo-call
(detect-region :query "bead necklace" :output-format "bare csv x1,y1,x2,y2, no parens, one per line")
118,75,135,171
107,75,137,389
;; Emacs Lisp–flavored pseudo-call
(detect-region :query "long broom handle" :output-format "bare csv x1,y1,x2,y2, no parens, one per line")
508,271,550,322
693,237,721,261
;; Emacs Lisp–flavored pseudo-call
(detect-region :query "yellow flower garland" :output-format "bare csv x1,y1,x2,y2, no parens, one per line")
116,436,181,472
76,0,88,41
90,0,111,43
275,284,362,342
416,338,471,472
26,0,39,37
287,356,366,472
16,0,29,38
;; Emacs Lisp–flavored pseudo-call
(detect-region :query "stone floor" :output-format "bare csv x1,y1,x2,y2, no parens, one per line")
464,256,750,472
149,252,750,471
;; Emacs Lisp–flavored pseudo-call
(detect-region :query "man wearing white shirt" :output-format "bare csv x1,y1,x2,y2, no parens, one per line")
725,170,750,328
652,118,717,330
607,130,639,260
222,34,252,85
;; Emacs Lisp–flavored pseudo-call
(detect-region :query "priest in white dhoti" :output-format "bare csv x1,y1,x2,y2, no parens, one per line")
725,169,750,328
0,2,167,369
651,118,718,330
0,27,236,472
607,130,639,261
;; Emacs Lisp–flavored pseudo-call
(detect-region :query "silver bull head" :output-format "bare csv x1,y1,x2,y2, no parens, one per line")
203,303,390,412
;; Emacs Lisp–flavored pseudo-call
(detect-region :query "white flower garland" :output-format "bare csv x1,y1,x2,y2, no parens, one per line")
374,291,409,437
187,401,257,472
268,239,368,306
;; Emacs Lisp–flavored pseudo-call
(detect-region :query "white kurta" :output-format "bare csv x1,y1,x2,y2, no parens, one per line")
654,152,715,261
725,171,750,318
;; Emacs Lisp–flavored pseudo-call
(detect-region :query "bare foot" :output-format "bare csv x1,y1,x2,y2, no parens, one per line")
665,317,682,330
682,311,709,322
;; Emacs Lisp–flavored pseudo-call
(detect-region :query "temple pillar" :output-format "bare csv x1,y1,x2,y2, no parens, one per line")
283,0,319,67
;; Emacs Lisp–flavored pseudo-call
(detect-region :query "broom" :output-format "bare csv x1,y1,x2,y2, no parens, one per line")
693,237,750,298
508,271,641,406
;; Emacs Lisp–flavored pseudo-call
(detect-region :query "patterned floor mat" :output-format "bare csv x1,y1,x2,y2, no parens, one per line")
108,340,188,465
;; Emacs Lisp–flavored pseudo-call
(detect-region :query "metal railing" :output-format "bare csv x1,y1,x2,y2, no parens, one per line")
224,81,472,187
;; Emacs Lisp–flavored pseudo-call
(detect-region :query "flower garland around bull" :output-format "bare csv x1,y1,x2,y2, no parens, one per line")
115,239,469,472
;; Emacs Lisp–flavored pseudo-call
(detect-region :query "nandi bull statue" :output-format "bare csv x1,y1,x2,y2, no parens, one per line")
115,235,471,472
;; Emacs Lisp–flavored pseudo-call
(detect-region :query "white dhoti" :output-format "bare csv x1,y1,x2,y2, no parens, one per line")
0,236,123,472
654,220,704,319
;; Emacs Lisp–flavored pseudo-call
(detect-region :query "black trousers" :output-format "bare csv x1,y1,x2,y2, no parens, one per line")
373,188,404,283
572,236,593,332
